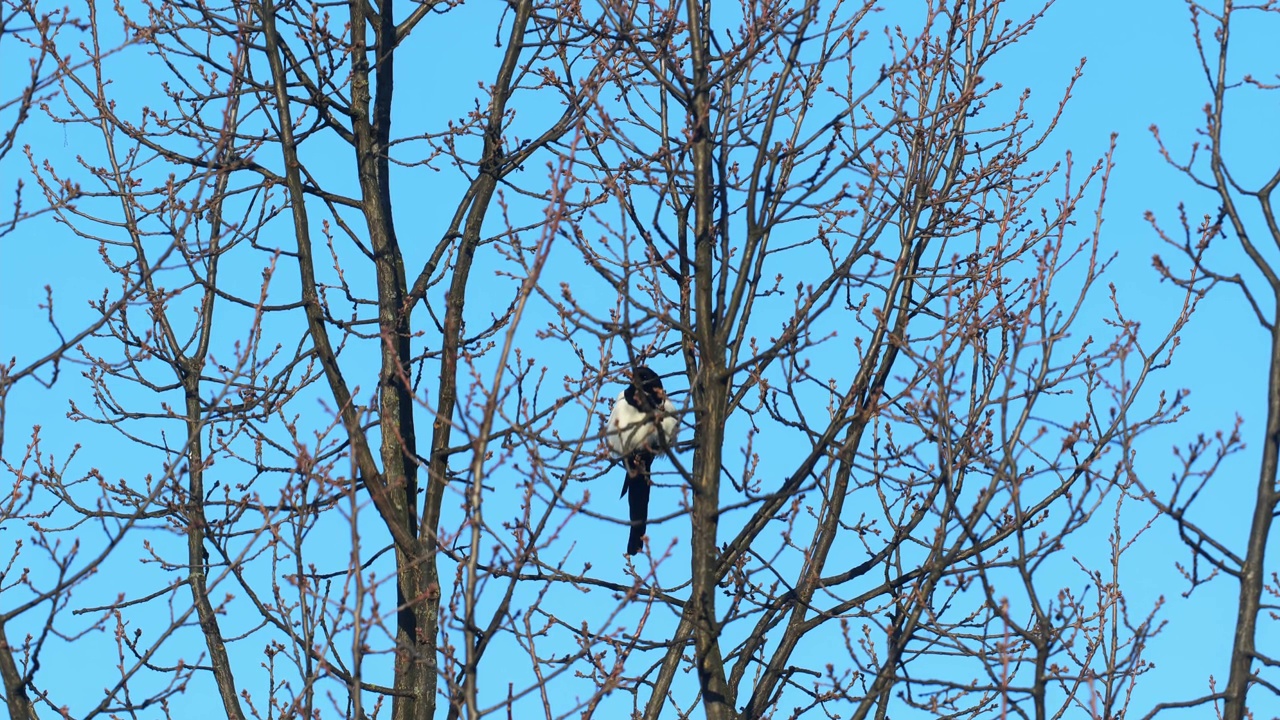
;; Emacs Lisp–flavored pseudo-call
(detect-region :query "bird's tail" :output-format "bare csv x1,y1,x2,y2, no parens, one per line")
622,451,653,556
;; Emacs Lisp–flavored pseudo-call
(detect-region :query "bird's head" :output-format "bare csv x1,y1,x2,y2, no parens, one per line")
626,365,666,409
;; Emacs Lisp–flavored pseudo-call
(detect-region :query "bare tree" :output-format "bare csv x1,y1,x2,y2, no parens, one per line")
545,2,1195,718
2,0,1202,718
14,0,619,717
0,3,156,719
1147,2,1280,719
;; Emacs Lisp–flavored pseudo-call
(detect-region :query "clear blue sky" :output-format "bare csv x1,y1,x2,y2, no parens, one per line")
0,0,1272,716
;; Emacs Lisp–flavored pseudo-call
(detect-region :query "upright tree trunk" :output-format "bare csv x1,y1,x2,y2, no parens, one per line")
685,0,734,716
1223,319,1280,719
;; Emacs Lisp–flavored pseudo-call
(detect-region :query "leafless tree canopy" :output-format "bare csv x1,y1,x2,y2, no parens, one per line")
5,0,1268,718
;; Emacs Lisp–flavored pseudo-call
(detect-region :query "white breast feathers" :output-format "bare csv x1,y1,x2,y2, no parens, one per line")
606,391,678,457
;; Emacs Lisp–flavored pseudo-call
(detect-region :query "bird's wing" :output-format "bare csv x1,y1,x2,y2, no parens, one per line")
605,391,630,455
659,397,679,447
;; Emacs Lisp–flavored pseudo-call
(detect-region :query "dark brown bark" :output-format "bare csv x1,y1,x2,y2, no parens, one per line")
683,0,735,716
344,0,436,715
0,620,34,720
183,384,247,720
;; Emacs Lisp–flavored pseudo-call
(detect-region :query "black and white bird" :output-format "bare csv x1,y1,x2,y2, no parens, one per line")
605,366,678,556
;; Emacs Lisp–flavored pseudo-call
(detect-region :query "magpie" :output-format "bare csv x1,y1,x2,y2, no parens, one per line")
605,366,678,556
